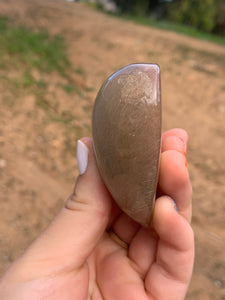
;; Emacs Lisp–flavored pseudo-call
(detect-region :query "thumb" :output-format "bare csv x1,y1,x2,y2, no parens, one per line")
19,138,112,273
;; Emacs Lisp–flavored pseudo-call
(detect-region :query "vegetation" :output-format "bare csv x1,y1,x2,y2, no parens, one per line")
0,15,75,109
0,15,91,156
0,16,70,75
167,0,225,35
113,0,225,37
121,14,225,46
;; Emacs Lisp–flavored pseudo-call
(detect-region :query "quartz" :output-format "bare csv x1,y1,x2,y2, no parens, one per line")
92,64,161,227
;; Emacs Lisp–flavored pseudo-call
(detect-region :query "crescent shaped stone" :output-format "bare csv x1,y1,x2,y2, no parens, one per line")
92,64,161,227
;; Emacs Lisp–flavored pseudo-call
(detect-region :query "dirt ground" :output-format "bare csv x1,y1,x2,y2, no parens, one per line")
0,0,224,299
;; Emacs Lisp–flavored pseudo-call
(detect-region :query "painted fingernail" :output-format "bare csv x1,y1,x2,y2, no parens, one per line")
167,196,178,212
162,136,186,154
175,136,186,154
177,151,188,167
77,140,88,175
184,154,187,167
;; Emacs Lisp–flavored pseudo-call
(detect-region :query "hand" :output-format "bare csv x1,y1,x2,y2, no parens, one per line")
0,128,194,300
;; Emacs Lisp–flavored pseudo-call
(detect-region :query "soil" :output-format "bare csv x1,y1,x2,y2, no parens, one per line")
0,0,225,299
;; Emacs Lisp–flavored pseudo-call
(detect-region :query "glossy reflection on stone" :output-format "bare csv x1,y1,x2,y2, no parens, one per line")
92,64,161,227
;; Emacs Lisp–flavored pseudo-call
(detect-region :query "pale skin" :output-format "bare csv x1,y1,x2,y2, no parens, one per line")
0,128,194,300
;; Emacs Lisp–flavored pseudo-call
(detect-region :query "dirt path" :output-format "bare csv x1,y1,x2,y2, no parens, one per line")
0,1,225,298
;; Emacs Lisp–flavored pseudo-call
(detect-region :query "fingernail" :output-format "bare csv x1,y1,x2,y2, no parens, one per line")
162,136,187,155
175,136,186,154
177,151,188,167
77,140,89,175
167,196,178,212
175,137,187,167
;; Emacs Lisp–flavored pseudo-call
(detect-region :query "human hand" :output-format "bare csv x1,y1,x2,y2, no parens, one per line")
0,128,194,300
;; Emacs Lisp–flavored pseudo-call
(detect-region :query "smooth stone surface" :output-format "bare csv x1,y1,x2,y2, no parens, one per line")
92,64,161,227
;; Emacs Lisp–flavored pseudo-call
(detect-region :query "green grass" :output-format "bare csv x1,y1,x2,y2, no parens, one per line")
175,44,225,66
0,16,70,75
0,15,81,115
74,67,85,76
49,110,74,125
85,1,104,11
122,15,225,46
36,97,51,111
89,7,225,46
22,73,47,89
0,15,91,171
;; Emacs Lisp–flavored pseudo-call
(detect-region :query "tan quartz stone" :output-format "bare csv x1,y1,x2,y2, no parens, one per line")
92,64,161,227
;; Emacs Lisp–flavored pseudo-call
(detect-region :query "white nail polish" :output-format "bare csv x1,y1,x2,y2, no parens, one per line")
77,140,88,175
167,196,178,212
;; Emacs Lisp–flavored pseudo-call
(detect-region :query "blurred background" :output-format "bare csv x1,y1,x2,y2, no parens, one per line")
0,0,224,299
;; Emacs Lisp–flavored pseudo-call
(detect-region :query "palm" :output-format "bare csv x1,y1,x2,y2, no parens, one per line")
85,205,193,300
88,230,154,300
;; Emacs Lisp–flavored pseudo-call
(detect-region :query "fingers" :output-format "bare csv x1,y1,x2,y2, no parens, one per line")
161,128,188,153
109,128,192,248
145,196,194,300
118,128,192,283
159,128,192,222
14,138,112,276
128,227,158,277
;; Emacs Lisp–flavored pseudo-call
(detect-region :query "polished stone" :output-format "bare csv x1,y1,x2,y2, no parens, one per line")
92,64,161,227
